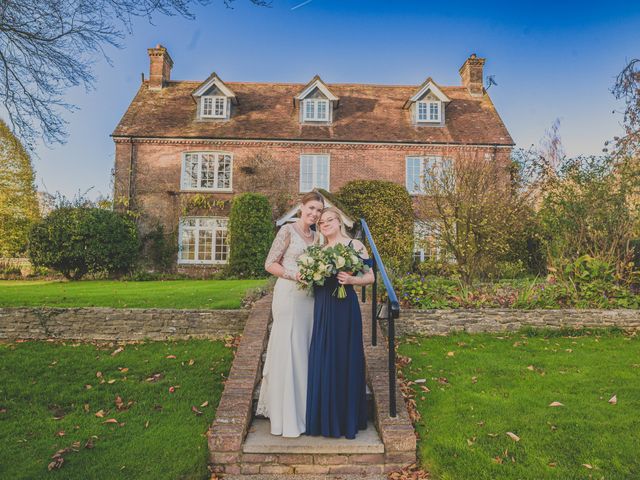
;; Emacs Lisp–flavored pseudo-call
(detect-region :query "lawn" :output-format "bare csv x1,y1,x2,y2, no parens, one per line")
0,339,233,480
399,330,640,480
0,279,268,309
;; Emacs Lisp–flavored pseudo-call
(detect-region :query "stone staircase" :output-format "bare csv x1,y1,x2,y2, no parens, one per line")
208,292,416,477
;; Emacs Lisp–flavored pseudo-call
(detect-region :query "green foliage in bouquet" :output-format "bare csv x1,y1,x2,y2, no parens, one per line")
323,243,370,299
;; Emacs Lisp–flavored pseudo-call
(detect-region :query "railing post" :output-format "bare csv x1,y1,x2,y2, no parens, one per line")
371,258,377,347
388,298,397,418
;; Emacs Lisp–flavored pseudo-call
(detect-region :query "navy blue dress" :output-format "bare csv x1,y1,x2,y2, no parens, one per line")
305,255,372,439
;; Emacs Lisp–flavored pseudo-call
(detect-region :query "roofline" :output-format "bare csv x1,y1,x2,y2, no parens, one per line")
161,79,471,89
111,134,515,148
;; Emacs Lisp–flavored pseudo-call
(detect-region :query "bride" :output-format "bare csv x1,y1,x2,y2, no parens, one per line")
256,191,324,437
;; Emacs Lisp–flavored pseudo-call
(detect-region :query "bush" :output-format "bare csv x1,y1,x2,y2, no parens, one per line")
140,224,176,272
28,207,139,280
227,193,274,278
337,180,413,272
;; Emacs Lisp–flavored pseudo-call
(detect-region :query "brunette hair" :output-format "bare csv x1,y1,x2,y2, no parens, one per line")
300,191,324,206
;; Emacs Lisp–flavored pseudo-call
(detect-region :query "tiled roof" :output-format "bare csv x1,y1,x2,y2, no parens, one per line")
112,80,514,145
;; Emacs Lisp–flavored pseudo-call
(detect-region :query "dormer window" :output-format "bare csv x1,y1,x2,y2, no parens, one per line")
201,96,227,118
296,75,339,125
192,72,237,121
404,78,451,126
417,101,441,123
303,99,329,122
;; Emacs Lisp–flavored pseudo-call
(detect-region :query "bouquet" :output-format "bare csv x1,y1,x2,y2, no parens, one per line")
323,243,370,299
297,245,333,293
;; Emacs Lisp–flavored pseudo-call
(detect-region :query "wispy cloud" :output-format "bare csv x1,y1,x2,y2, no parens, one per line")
291,0,314,10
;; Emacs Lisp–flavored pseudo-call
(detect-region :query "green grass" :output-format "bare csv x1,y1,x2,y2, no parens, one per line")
0,279,268,309
399,330,640,479
0,340,233,480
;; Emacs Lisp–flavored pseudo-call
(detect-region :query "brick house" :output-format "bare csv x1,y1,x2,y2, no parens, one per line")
112,45,514,274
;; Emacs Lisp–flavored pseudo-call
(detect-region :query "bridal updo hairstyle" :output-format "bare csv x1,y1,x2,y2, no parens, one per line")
300,191,325,208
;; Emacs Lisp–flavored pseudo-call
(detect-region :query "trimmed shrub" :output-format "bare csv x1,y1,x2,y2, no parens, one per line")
227,193,274,278
337,180,413,272
28,207,139,280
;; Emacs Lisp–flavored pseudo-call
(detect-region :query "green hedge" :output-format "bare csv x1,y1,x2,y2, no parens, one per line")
337,180,414,271
28,207,139,280
227,193,274,278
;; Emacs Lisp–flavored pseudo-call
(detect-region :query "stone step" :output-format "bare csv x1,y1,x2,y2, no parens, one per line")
242,418,384,454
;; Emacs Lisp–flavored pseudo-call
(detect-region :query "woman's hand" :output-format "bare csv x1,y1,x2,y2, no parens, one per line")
337,271,354,285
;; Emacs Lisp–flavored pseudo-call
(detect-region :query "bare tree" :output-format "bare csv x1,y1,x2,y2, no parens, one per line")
612,58,640,156
417,150,534,284
0,0,268,149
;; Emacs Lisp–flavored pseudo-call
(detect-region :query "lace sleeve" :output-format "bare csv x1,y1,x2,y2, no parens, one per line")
264,224,291,270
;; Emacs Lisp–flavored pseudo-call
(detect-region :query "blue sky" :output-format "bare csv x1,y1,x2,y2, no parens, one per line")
31,0,640,199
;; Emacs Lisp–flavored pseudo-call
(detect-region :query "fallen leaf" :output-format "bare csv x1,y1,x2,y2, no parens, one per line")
169,386,175,393
115,396,124,410
466,436,476,446
102,418,118,424
506,432,520,442
549,401,564,407
471,376,478,384
191,406,203,416
144,420,149,428
55,430,65,437
447,351,455,357
111,347,124,356
85,439,95,449
419,386,430,393
83,404,90,413
84,384,92,389
200,401,209,408
609,395,617,405
94,410,105,418
145,373,163,383
188,359,195,366
166,355,176,359
582,464,593,469
437,377,449,384
107,379,116,384
414,378,426,384
118,367,129,373
487,433,498,438
96,371,103,378
548,462,557,467
527,365,535,371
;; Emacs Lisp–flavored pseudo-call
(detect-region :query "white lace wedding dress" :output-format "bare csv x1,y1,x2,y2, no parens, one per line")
256,223,316,437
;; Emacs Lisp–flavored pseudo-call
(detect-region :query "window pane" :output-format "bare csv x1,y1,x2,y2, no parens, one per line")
305,100,315,120
200,154,216,188
215,229,229,262
317,101,327,120
183,154,199,189
315,155,329,190
214,97,225,117
406,157,422,193
418,102,427,121
198,229,213,261
217,154,231,189
429,102,439,121
202,97,213,116
180,228,196,260
300,155,313,191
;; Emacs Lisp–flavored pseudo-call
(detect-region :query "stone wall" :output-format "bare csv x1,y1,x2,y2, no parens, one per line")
397,309,640,336
0,307,249,341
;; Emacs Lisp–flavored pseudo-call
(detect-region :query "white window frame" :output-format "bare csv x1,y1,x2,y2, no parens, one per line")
299,154,330,192
405,156,442,195
201,95,228,119
302,98,330,122
181,152,233,192
416,101,441,123
178,217,229,265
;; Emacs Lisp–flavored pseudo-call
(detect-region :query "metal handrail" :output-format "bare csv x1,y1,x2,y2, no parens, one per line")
359,218,400,417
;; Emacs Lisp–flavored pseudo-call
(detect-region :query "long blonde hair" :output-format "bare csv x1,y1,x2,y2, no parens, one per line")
318,207,350,243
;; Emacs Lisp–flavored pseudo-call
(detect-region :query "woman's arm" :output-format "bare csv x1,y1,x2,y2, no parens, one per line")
264,225,298,280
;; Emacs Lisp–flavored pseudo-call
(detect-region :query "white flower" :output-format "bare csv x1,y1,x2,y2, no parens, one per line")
335,256,346,269
313,272,323,281
299,254,312,266
351,254,359,265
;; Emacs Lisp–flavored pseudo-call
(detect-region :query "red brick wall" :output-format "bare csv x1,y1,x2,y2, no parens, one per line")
113,138,512,274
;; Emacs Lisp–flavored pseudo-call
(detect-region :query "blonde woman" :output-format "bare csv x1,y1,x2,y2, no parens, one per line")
305,207,375,439
256,192,324,437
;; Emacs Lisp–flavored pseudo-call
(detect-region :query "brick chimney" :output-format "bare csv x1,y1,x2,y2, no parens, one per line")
147,44,173,90
459,53,485,97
